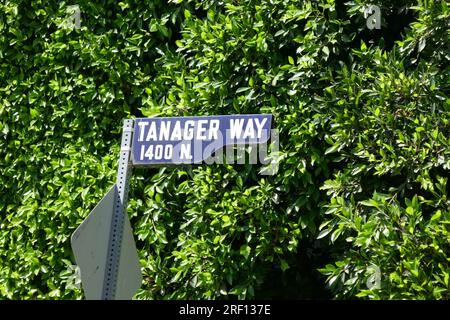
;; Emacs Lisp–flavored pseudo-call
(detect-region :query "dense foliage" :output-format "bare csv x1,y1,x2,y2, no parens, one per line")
0,0,448,299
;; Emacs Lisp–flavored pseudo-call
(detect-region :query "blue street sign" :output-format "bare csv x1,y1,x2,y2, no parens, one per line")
132,114,272,165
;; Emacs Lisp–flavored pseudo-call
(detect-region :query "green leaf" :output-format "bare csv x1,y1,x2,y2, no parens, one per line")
239,245,251,259
317,228,332,239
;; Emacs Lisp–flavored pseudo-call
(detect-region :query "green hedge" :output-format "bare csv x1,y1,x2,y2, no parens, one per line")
0,0,448,299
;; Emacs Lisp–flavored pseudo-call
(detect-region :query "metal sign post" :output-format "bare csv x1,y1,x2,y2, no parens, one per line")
102,119,138,299
72,119,141,300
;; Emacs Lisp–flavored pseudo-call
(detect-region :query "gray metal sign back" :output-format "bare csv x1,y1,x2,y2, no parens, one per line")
71,184,142,300
71,185,116,299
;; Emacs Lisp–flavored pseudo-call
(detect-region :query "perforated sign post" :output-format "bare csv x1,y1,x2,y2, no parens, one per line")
71,114,273,300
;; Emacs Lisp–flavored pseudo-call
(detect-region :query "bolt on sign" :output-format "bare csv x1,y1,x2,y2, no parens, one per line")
71,115,274,300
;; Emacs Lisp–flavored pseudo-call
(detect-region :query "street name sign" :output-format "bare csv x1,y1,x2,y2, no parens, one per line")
132,114,272,165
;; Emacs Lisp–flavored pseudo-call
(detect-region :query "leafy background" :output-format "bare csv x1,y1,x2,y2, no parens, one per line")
0,0,449,299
